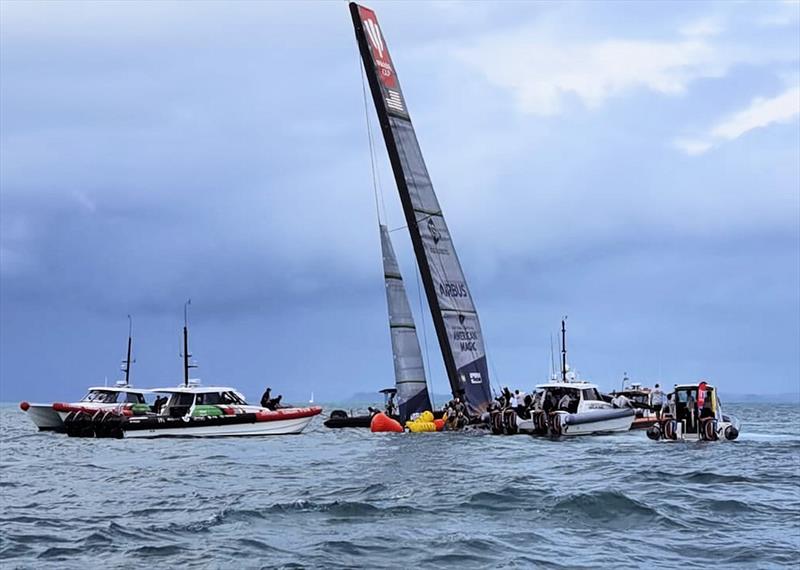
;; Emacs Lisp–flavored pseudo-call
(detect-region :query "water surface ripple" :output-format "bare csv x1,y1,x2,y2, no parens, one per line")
1,403,798,568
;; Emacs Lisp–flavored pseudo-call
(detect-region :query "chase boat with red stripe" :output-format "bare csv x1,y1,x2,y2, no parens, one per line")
63,383,322,438
20,384,150,432
19,316,145,433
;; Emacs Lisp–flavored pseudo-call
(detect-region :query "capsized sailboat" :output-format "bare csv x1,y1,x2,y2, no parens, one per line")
380,225,433,422
19,316,149,432
324,225,433,428
351,3,493,418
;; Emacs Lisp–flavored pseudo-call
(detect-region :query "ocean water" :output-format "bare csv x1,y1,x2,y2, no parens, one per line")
1,402,798,569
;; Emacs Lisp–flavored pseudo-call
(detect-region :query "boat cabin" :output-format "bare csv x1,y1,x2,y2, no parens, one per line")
81,387,148,405
153,386,248,418
669,383,720,434
609,383,652,407
533,382,608,414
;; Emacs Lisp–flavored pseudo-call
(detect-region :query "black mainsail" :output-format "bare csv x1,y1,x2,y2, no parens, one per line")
380,225,432,421
351,3,493,415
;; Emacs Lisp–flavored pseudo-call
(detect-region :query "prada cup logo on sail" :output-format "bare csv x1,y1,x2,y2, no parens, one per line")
364,17,384,59
470,372,482,384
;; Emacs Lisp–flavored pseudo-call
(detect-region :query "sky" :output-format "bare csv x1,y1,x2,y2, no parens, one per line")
1,0,798,404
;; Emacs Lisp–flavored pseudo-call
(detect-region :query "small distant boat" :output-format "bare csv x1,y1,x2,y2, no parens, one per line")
607,376,660,430
20,316,146,432
309,392,314,404
324,388,399,429
646,381,740,442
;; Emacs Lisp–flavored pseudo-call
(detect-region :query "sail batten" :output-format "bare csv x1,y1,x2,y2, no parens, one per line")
351,3,493,415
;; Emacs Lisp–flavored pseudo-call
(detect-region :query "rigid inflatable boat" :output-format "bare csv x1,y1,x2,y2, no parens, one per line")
646,382,740,442
492,382,634,436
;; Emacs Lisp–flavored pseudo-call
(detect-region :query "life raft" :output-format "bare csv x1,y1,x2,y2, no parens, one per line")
370,412,403,433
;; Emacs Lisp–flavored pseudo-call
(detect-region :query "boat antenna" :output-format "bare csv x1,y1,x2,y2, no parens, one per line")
621,371,629,391
122,314,133,386
549,333,557,381
561,317,568,383
182,299,197,387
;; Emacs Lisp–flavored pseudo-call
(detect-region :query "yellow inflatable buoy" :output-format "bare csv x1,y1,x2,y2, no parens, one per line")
405,410,438,433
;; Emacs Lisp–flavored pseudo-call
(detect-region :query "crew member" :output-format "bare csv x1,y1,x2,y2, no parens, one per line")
650,384,666,420
260,387,272,409
385,392,397,416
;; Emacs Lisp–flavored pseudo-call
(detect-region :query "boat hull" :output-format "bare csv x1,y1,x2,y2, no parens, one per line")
23,404,65,431
67,407,324,438
123,414,317,438
324,415,373,428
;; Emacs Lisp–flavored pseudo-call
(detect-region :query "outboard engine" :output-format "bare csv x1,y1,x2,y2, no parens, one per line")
329,410,348,420
663,419,678,441
533,411,548,435
646,424,661,441
701,419,719,441
503,410,518,435
724,425,739,441
490,410,503,435
549,413,563,437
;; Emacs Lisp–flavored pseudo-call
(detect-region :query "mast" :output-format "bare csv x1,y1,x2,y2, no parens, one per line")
560,318,567,382
122,315,133,386
182,299,196,387
350,3,493,415
380,224,432,421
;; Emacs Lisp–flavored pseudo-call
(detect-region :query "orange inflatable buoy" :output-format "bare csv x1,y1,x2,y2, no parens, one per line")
433,418,445,431
370,412,403,433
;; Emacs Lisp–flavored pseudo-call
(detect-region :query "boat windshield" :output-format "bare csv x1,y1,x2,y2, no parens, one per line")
581,388,602,401
82,390,145,404
168,393,195,407
194,391,247,405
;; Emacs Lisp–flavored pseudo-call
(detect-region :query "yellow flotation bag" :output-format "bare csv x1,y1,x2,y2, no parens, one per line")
405,410,438,433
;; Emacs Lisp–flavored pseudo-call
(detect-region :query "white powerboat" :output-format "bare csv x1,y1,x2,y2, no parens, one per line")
20,384,150,432
494,381,634,436
490,319,634,436
646,381,740,442
20,317,147,432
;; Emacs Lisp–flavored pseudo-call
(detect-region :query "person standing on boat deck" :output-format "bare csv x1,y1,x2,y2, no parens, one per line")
650,384,666,420
686,391,697,431
558,393,572,411
153,395,167,414
260,387,271,409
385,392,397,416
